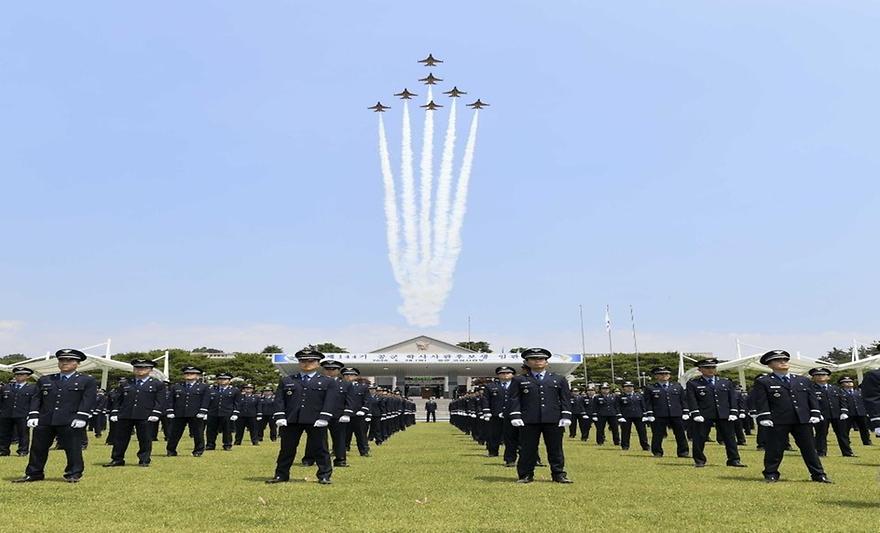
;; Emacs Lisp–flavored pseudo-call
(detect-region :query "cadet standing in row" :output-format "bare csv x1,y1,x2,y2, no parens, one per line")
590,383,620,446
0,367,37,457
104,359,165,467
165,365,210,457
616,381,649,451
14,349,97,483
685,358,745,468
342,367,371,457
838,377,871,445
235,384,261,446
808,367,854,457
206,372,240,451
643,366,690,458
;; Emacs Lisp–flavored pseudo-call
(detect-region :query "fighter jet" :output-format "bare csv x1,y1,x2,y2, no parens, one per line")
419,73,443,85
467,99,489,110
442,86,467,98
417,54,443,67
368,102,391,112
394,88,418,100
420,100,444,111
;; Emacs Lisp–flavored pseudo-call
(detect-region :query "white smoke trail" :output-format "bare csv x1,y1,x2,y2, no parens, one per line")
377,114,402,285
441,111,480,277
418,87,435,272
431,97,457,271
400,101,417,278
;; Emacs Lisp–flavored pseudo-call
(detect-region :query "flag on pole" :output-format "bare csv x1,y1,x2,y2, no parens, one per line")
604,305,611,333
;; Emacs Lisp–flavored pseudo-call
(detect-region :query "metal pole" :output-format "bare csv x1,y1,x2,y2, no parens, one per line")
630,305,640,378
163,350,170,379
467,316,471,344
579,304,589,385
606,305,615,383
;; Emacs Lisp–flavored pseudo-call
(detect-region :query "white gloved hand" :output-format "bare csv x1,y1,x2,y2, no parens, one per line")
470,414,477,419
592,417,598,422
641,416,649,422
70,419,87,429
313,419,329,428
110,415,118,423
647,416,656,422
339,415,350,423
275,418,288,427
511,419,525,427
840,414,849,421
147,416,159,422
693,415,705,423
365,418,372,423
558,419,572,428
618,418,626,423
581,415,588,419
355,410,365,416
738,413,746,419
230,415,239,422
759,420,774,427
167,414,175,419
482,415,491,421
874,427,880,438
809,417,821,424
499,413,504,419
728,415,738,422
682,414,690,421
196,413,208,420
257,416,262,421
27,418,39,428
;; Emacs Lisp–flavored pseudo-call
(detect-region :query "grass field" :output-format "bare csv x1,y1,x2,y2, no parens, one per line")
0,423,877,532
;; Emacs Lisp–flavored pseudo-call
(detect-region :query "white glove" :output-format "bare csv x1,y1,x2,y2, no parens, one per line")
27,418,39,428
558,419,572,428
230,415,239,422
313,419,329,428
682,414,690,421
840,414,849,421
482,415,491,421
738,413,746,419
365,418,372,423
759,420,774,427
647,416,656,422
581,415,589,419
196,413,208,420
874,427,880,438
809,417,821,424
339,415,350,423
693,415,705,423
470,414,477,419
110,415,118,422
70,419,87,429
356,410,365,416
275,418,288,427
167,414,175,419
147,416,159,422
618,418,626,423
257,416,262,421
592,417,598,422
641,416,649,422
499,413,504,419
727,415,738,422
511,419,525,427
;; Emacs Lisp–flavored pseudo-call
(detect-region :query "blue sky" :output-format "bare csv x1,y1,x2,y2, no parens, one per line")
2,1,877,357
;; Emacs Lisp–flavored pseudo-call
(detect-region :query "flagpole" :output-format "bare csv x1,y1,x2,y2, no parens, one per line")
579,304,589,386
630,305,640,380
606,305,616,383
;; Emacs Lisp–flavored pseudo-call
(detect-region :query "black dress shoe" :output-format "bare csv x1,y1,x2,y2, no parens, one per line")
12,475,43,483
63,475,82,483
652,453,663,458
360,452,371,457
516,476,534,484
333,462,349,468
192,452,203,457
138,463,150,467
318,478,332,485
677,453,690,458
553,476,574,484
301,460,315,466
0,451,10,456
103,461,125,467
843,453,858,457
265,477,288,484
764,475,779,483
812,475,833,484
17,452,28,457
222,446,232,451
726,461,747,468
694,462,706,468
166,451,178,457
504,462,516,467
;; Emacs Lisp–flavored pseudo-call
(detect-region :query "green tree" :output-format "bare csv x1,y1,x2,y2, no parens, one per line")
192,347,225,354
1,353,27,364
509,347,528,353
457,341,492,353
314,342,348,353
261,345,284,354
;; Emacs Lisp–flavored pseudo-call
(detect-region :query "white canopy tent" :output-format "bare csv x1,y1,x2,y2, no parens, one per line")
679,340,829,387
17,340,167,387
0,364,12,373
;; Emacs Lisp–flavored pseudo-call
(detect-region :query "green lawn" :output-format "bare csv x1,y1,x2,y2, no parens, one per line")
0,423,876,532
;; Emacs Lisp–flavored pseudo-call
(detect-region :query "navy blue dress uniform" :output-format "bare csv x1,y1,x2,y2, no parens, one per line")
105,359,166,467
342,369,371,457
507,348,573,483
482,368,512,457
89,389,109,438
751,350,829,483
425,399,438,422
616,382,650,451
493,367,519,467
205,372,241,451
859,369,880,441
16,349,97,483
808,368,854,457
643,367,690,458
684,359,745,467
568,387,585,438
578,389,595,441
234,384,261,446
257,388,278,442
0,367,37,456
267,348,341,484
317,359,354,468
165,366,210,456
590,385,620,446
838,377,871,445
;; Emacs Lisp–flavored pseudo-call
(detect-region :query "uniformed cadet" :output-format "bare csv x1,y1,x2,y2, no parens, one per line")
860,369,880,442
0,367,37,457
157,380,172,442
838,377,871,445
481,368,509,457
643,366,690,458
165,365,210,457
491,366,518,467
808,367,854,457
568,387,585,438
105,377,126,445
730,384,748,445
257,387,278,443
205,372,240,451
616,381,650,451
507,347,573,484
578,387,596,442
318,358,353,468
89,388,108,439
14,349,97,483
685,358,746,468
266,348,340,484
751,350,830,483
425,397,438,422
341,368,371,457
234,384,261,446
590,383,620,446
104,359,166,467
